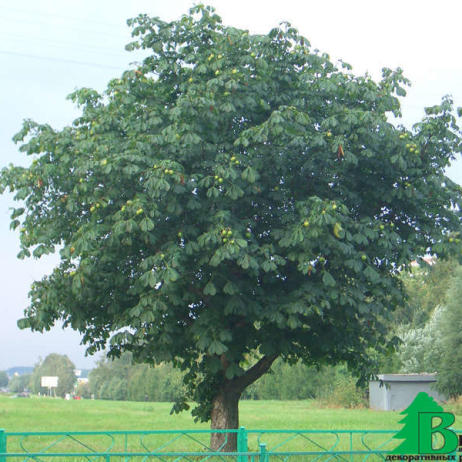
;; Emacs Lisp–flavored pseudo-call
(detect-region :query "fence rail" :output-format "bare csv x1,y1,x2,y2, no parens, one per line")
0,428,459,462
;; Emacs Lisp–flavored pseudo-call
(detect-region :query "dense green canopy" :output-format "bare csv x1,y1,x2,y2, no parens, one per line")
2,5,462,429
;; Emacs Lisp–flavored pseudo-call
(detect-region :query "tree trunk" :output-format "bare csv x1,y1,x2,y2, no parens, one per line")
209,354,278,452
210,390,240,452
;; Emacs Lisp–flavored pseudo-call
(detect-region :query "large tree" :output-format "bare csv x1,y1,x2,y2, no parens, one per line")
30,353,76,397
397,258,459,327
1,5,462,450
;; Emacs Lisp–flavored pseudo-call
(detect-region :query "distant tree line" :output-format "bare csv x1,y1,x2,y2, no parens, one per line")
0,371,8,388
83,352,365,407
1,351,364,407
85,353,185,402
8,374,29,393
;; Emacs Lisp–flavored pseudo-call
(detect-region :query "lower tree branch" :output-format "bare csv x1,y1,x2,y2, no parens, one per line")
228,354,278,393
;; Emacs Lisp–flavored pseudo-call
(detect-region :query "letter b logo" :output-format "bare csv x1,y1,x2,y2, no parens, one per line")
418,412,458,454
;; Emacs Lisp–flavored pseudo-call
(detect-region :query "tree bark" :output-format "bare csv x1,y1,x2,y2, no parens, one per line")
209,354,278,451
210,390,240,452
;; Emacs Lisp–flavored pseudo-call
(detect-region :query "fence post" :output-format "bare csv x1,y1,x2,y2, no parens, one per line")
349,431,353,462
259,443,268,462
0,429,6,462
237,426,248,462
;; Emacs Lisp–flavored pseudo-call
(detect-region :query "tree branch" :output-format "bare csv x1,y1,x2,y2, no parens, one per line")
228,354,278,393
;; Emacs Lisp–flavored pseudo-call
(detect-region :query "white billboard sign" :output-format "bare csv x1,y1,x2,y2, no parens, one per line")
41,376,59,388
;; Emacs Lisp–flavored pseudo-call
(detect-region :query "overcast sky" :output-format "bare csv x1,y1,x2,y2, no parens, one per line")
1,0,461,370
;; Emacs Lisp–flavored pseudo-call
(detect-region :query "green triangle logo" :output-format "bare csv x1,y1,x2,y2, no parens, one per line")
391,392,444,454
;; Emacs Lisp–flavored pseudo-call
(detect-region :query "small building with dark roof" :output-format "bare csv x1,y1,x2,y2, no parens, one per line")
369,373,446,411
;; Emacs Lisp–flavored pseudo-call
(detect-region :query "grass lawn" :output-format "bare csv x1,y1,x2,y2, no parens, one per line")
1,396,460,455
0,395,404,455
0,395,401,432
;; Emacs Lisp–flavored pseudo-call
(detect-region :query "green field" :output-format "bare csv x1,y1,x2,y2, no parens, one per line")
0,395,403,432
0,395,403,458
1,395,460,458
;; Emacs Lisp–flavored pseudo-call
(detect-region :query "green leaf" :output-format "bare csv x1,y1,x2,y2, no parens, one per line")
10,207,25,219
10,219,20,230
208,340,227,355
237,254,250,269
203,281,217,295
140,217,155,231
209,249,225,267
322,271,336,287
125,220,137,233
165,268,179,282
241,166,257,183
223,281,239,295
224,363,241,379
140,271,158,288
364,266,380,283
261,260,277,272
207,187,220,198
197,335,211,351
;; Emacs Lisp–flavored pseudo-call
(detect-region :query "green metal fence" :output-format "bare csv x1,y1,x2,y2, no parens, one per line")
0,427,454,462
